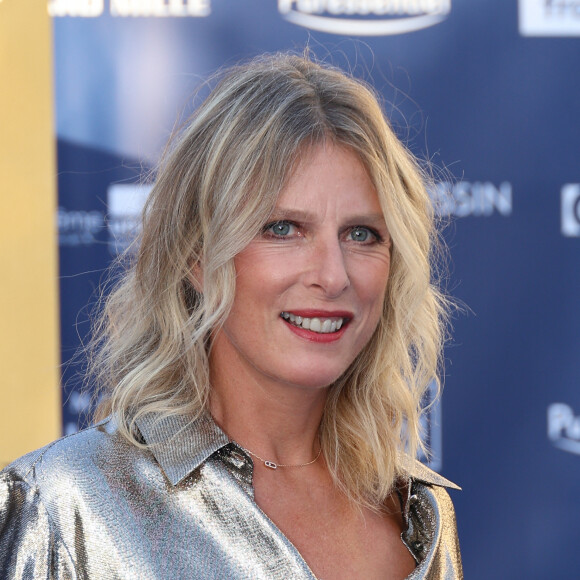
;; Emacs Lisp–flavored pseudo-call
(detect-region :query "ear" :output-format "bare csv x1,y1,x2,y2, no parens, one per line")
188,259,204,293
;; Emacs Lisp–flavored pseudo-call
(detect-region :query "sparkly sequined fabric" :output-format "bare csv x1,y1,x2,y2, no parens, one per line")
0,414,462,579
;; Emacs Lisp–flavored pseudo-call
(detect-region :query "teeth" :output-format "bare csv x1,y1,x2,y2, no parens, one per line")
280,312,347,334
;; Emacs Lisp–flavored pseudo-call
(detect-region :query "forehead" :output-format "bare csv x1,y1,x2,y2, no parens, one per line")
274,143,382,217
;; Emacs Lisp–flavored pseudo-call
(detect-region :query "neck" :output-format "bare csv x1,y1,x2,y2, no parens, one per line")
208,337,327,466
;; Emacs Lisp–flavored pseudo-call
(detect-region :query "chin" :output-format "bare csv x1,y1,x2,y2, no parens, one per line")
282,368,345,391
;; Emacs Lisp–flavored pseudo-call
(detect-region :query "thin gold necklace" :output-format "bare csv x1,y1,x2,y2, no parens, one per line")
241,445,322,470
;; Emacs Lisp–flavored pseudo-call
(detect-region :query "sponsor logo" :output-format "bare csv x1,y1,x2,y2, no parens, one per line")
49,0,210,17
417,379,442,470
278,0,451,36
561,184,580,237
49,0,104,16
548,403,580,455
430,181,513,217
107,183,152,254
519,0,580,37
110,0,210,17
58,182,151,249
58,207,105,246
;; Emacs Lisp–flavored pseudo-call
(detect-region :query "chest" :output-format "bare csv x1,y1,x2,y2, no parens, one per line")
253,473,416,579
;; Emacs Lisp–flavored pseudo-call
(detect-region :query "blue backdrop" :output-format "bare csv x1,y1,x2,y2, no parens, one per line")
54,1,580,577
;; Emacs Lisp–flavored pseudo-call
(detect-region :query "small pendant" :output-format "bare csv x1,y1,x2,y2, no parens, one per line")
264,461,278,469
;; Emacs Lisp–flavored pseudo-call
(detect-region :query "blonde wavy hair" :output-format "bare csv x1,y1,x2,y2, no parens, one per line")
92,52,448,511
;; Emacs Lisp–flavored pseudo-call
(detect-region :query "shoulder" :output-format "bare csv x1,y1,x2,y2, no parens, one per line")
402,459,461,532
1,419,122,491
399,460,463,578
0,424,122,578
0,419,139,576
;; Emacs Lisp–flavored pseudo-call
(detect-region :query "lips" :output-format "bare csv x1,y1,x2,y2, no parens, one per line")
280,311,350,334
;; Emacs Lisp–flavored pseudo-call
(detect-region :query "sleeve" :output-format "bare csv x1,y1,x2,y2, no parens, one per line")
0,469,76,580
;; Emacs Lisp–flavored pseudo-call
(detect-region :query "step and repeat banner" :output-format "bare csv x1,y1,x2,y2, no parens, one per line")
52,1,579,578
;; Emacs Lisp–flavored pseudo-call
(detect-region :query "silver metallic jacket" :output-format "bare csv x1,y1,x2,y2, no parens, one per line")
0,413,462,579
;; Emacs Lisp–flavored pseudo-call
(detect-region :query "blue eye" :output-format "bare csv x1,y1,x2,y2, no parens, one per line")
264,221,295,237
349,227,372,242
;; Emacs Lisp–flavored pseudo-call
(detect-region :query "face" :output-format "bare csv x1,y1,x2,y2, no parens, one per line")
210,143,391,393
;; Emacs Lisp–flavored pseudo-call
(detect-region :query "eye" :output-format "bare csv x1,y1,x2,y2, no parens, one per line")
347,226,378,243
263,220,297,238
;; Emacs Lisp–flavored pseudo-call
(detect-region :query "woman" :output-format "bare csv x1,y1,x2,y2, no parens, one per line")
0,53,461,579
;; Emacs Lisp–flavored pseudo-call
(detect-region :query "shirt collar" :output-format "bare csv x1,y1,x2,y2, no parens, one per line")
135,412,460,491
397,456,460,542
135,412,230,486
400,454,461,490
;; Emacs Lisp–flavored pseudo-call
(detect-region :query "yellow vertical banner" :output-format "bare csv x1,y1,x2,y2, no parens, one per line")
0,0,61,466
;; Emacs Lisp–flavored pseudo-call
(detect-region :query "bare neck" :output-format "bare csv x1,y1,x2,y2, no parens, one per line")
208,338,327,466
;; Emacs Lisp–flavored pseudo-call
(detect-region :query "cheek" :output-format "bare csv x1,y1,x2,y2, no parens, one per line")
235,247,302,293
231,250,293,312
352,256,390,305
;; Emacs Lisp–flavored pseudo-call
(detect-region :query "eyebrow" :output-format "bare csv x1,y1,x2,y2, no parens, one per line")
268,208,387,225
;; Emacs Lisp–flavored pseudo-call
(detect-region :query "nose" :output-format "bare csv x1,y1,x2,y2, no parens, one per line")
304,236,350,298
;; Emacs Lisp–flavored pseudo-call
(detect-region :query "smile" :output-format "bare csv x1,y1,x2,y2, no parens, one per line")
280,312,346,334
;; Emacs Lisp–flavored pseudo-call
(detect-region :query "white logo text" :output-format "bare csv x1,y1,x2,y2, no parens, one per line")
519,0,580,37
278,0,451,36
561,184,580,237
48,0,210,17
430,181,513,218
548,403,580,455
